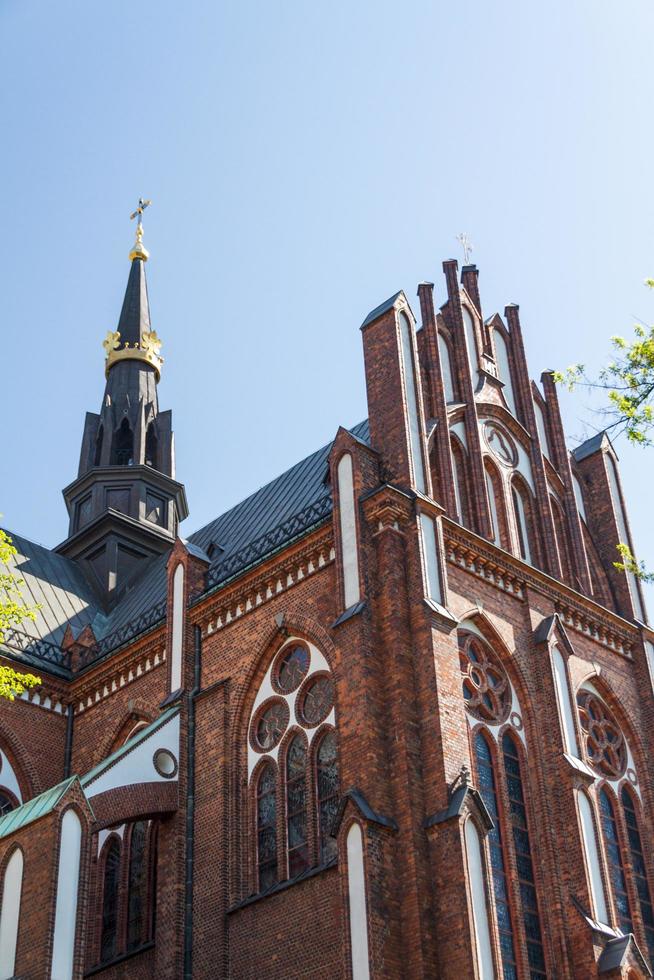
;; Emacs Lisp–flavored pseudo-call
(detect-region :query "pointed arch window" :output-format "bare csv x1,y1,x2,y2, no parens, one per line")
127,821,147,951
484,459,507,548
621,788,654,963
100,838,121,963
437,332,456,404
145,423,158,469
474,733,518,977
286,736,309,878
502,733,546,978
511,480,536,565
256,764,277,891
451,436,471,528
599,789,633,936
248,640,340,894
93,424,104,467
550,496,573,584
317,731,339,863
112,418,134,466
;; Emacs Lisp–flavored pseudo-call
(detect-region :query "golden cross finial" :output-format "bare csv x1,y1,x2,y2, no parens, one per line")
130,197,151,227
129,198,151,261
456,232,473,264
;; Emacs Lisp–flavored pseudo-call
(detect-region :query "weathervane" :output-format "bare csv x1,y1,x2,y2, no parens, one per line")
456,232,473,264
128,198,152,262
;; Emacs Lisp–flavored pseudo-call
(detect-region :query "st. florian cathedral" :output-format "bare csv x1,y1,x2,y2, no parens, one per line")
0,214,652,979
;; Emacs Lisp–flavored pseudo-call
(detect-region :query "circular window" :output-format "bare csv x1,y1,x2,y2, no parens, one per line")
153,748,178,779
459,633,511,725
484,422,517,467
274,644,310,694
300,675,335,727
252,699,290,752
576,691,627,780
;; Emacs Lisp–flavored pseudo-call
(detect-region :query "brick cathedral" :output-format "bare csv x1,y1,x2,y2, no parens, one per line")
0,216,652,980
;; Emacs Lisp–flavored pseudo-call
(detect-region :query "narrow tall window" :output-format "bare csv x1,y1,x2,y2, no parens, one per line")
145,423,158,468
494,328,517,416
286,736,309,877
551,497,573,584
512,482,534,564
112,418,134,466
502,734,546,978
317,731,339,863
100,839,121,963
93,424,104,467
621,788,654,963
256,764,277,891
127,821,147,951
438,333,455,403
451,438,471,528
474,733,518,978
484,460,507,548
599,790,633,936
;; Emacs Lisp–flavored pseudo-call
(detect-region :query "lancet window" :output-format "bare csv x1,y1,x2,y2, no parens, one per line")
100,839,121,963
96,821,157,966
248,638,339,892
574,683,654,960
459,628,547,978
112,418,134,466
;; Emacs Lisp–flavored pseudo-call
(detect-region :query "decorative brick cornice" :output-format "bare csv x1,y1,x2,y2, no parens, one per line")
445,531,526,601
361,484,415,533
73,645,166,716
193,529,335,638
444,519,636,656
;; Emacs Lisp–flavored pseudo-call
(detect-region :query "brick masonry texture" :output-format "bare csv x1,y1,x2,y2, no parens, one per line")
0,259,653,980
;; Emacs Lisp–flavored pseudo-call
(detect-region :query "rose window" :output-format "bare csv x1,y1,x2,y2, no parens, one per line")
576,691,627,780
459,633,510,724
275,644,310,694
253,700,290,752
300,676,335,727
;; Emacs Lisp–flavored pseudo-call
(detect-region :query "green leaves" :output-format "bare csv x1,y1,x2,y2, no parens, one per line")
0,526,41,699
613,543,654,584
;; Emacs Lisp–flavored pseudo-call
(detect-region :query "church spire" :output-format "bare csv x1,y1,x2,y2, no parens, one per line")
56,204,188,609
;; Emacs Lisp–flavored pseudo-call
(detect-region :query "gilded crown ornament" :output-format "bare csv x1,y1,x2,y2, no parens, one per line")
103,328,164,379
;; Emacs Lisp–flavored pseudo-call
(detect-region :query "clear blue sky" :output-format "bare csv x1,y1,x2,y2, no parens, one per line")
1,0,652,611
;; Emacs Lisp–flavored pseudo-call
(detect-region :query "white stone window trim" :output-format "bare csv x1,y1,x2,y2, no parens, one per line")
460,620,526,748
247,638,334,779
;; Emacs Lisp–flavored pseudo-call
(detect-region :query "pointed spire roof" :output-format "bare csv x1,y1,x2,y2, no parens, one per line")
116,257,151,347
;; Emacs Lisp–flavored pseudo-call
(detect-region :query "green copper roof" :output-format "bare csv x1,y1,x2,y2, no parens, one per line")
81,705,179,790
0,775,79,841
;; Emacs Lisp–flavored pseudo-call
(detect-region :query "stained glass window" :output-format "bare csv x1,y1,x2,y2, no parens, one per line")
0,792,14,816
302,677,335,727
254,701,289,752
127,821,147,951
502,733,546,979
460,634,511,725
100,839,121,963
475,732,518,980
257,764,277,891
276,645,310,694
621,787,654,964
286,736,309,877
317,731,339,863
576,692,627,780
599,790,632,936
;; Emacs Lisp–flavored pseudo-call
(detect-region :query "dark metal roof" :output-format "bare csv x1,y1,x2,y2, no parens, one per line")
360,291,404,329
2,420,370,668
116,257,151,347
1,531,98,646
573,431,610,462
